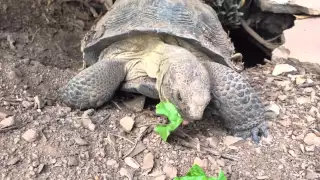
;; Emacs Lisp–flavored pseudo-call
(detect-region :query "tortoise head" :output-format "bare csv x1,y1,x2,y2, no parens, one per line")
159,58,211,121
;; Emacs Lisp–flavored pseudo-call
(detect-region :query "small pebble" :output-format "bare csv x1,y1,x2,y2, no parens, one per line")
22,129,38,142
256,176,269,180
0,116,15,129
37,164,45,174
119,116,135,132
207,137,219,147
272,64,297,76
142,152,154,171
304,133,320,146
34,96,45,109
119,168,133,180
74,137,88,146
163,164,177,179
67,156,79,166
193,157,208,170
124,157,140,169
81,116,95,131
106,159,118,168
305,145,315,152
223,136,242,146
7,157,20,165
22,101,33,109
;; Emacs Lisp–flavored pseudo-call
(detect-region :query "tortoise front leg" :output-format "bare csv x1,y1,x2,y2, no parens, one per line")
202,61,268,143
59,60,127,110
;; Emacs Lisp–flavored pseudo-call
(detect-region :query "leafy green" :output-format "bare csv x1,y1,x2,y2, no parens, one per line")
173,164,227,180
154,101,183,141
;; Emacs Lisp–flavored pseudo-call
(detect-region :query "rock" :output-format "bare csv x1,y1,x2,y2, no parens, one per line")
300,144,305,153
303,133,320,146
193,157,208,170
296,76,306,85
223,136,242,146
37,164,45,174
22,129,38,142
306,171,320,179
81,116,95,131
278,95,287,101
297,97,310,105
67,156,79,166
256,176,269,180
0,116,15,129
142,152,154,172
207,137,219,147
21,101,33,109
119,168,133,180
255,0,320,15
288,150,297,157
265,103,280,119
32,160,40,167
74,137,88,146
83,109,95,116
216,159,225,167
0,107,13,119
34,96,45,109
124,157,140,169
305,145,315,152
7,157,20,165
123,96,146,112
272,64,297,76
271,46,290,62
106,159,119,167
307,78,314,84
163,164,177,179
154,175,166,180
119,116,135,132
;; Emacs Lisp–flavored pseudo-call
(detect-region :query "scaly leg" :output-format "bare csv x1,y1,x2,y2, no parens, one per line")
59,60,126,110
202,61,268,143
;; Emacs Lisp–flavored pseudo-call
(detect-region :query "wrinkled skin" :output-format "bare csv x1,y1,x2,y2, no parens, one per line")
159,58,211,121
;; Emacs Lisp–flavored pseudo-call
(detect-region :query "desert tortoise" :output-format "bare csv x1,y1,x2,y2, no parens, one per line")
60,0,268,142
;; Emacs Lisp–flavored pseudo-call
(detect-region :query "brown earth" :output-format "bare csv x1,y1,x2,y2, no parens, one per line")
0,1,320,180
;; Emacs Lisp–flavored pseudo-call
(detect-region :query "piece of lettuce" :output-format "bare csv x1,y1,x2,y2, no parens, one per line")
154,101,183,141
173,164,227,180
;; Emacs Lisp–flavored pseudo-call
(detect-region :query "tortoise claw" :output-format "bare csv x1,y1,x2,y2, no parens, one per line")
231,121,269,144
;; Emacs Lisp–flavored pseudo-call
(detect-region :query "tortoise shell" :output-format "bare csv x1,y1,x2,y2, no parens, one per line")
81,0,237,70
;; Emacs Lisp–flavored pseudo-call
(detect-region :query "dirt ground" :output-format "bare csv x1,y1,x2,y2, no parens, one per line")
0,0,320,180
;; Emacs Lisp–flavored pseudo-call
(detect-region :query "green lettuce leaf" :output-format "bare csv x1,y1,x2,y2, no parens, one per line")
173,164,227,180
154,101,183,141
